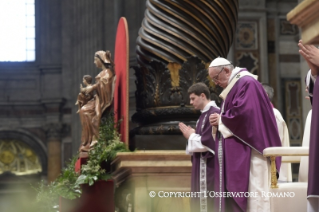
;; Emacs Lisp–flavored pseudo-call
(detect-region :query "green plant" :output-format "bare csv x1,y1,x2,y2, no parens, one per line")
34,155,80,212
76,115,128,185
34,113,129,211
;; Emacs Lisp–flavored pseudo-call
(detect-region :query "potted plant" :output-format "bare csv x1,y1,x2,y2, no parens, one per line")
34,114,129,212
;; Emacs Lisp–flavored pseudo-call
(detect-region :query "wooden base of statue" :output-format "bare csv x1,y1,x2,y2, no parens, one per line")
59,180,115,212
74,152,89,173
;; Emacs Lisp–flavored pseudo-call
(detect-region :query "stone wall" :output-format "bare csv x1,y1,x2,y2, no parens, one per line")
0,0,146,179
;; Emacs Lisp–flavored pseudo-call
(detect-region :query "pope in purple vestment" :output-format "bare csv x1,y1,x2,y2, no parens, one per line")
208,57,281,212
179,82,220,212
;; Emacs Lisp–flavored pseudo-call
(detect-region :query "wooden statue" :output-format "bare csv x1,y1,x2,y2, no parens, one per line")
78,50,116,152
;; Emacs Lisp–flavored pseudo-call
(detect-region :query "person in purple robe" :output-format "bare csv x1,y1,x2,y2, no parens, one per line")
179,82,220,212
298,40,319,212
208,57,282,212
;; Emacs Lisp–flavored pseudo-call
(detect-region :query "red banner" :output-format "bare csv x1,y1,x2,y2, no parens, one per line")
114,17,129,144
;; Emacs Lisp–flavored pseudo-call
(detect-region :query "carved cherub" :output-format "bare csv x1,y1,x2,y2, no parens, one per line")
75,75,94,113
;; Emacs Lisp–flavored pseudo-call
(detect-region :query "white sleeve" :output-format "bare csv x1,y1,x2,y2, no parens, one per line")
186,133,208,153
274,111,284,142
273,109,290,147
218,115,233,138
186,133,215,155
307,69,316,87
311,72,317,83
273,109,292,182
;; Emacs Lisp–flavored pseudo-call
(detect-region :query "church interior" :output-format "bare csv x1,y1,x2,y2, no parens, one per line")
0,0,317,211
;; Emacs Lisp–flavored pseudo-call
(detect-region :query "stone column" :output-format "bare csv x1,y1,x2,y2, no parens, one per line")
45,123,63,182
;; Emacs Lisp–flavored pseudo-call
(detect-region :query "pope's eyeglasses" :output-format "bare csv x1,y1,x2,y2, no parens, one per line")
212,67,225,82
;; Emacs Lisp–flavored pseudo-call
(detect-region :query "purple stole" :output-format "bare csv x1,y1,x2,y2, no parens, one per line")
191,105,220,212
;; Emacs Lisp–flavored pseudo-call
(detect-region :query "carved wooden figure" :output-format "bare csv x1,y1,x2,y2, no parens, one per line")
78,51,116,152
75,75,94,113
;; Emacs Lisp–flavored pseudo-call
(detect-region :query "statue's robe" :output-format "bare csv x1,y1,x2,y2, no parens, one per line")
215,68,282,212
186,101,220,212
79,68,115,152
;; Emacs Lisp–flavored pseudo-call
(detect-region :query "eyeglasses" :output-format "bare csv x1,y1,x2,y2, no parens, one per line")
211,67,225,82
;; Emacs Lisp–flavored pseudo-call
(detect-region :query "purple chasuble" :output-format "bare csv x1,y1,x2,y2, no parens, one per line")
215,70,282,212
191,105,220,212
307,77,319,198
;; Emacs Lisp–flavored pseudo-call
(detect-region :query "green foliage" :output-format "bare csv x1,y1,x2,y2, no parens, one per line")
33,155,80,212
76,115,128,186
34,114,129,211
